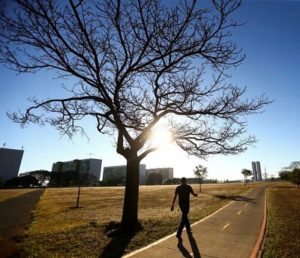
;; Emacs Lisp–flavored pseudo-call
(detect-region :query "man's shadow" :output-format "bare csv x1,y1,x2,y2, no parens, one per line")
177,232,201,258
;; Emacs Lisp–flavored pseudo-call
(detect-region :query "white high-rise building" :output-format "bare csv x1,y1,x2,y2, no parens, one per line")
102,164,146,185
251,161,262,181
145,167,173,184
52,158,102,180
252,161,257,180
256,161,262,181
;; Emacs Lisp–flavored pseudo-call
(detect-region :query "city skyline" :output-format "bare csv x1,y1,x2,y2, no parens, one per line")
1,1,299,180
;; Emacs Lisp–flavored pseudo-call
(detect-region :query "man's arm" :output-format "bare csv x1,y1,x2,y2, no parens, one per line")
171,191,178,211
190,185,198,197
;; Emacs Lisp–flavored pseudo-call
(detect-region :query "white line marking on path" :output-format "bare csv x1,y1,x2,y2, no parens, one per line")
237,210,242,215
221,223,230,231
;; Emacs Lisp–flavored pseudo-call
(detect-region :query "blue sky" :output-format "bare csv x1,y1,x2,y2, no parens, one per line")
0,0,299,180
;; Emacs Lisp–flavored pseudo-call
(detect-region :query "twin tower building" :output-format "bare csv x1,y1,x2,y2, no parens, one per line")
252,161,262,181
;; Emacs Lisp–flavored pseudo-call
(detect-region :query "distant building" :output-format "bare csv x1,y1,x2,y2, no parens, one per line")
145,167,173,184
102,164,146,185
251,161,262,181
256,161,262,181
0,148,24,180
252,161,257,181
52,159,102,180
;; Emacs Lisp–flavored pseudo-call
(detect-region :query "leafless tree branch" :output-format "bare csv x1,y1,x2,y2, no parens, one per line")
0,0,271,160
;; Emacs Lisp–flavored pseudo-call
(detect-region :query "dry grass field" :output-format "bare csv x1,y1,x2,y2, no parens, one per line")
15,183,261,257
261,182,300,258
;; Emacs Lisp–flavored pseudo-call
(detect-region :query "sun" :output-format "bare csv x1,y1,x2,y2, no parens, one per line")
150,127,173,148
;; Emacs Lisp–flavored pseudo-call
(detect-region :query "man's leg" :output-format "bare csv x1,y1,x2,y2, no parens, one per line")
182,212,191,233
176,213,185,238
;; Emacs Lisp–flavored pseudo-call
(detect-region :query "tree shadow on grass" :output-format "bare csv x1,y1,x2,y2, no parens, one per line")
272,185,297,189
213,194,255,203
99,222,142,258
69,206,83,209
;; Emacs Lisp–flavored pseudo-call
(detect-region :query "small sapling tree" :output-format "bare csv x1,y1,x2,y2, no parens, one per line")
194,165,207,192
241,169,252,186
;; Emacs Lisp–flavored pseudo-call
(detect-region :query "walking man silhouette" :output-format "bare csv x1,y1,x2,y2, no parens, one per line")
171,177,198,240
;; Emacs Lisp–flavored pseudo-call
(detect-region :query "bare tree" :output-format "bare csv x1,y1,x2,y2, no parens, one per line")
0,0,270,230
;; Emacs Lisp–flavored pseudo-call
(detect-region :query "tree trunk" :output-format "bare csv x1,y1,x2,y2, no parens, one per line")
121,156,140,230
75,160,81,208
76,185,81,208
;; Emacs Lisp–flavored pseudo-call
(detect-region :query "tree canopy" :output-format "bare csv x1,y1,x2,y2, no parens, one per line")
194,165,207,181
241,168,252,185
279,166,300,189
194,164,207,192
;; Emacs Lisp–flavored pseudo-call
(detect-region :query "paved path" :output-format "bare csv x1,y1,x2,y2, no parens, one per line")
124,186,267,258
0,189,44,258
